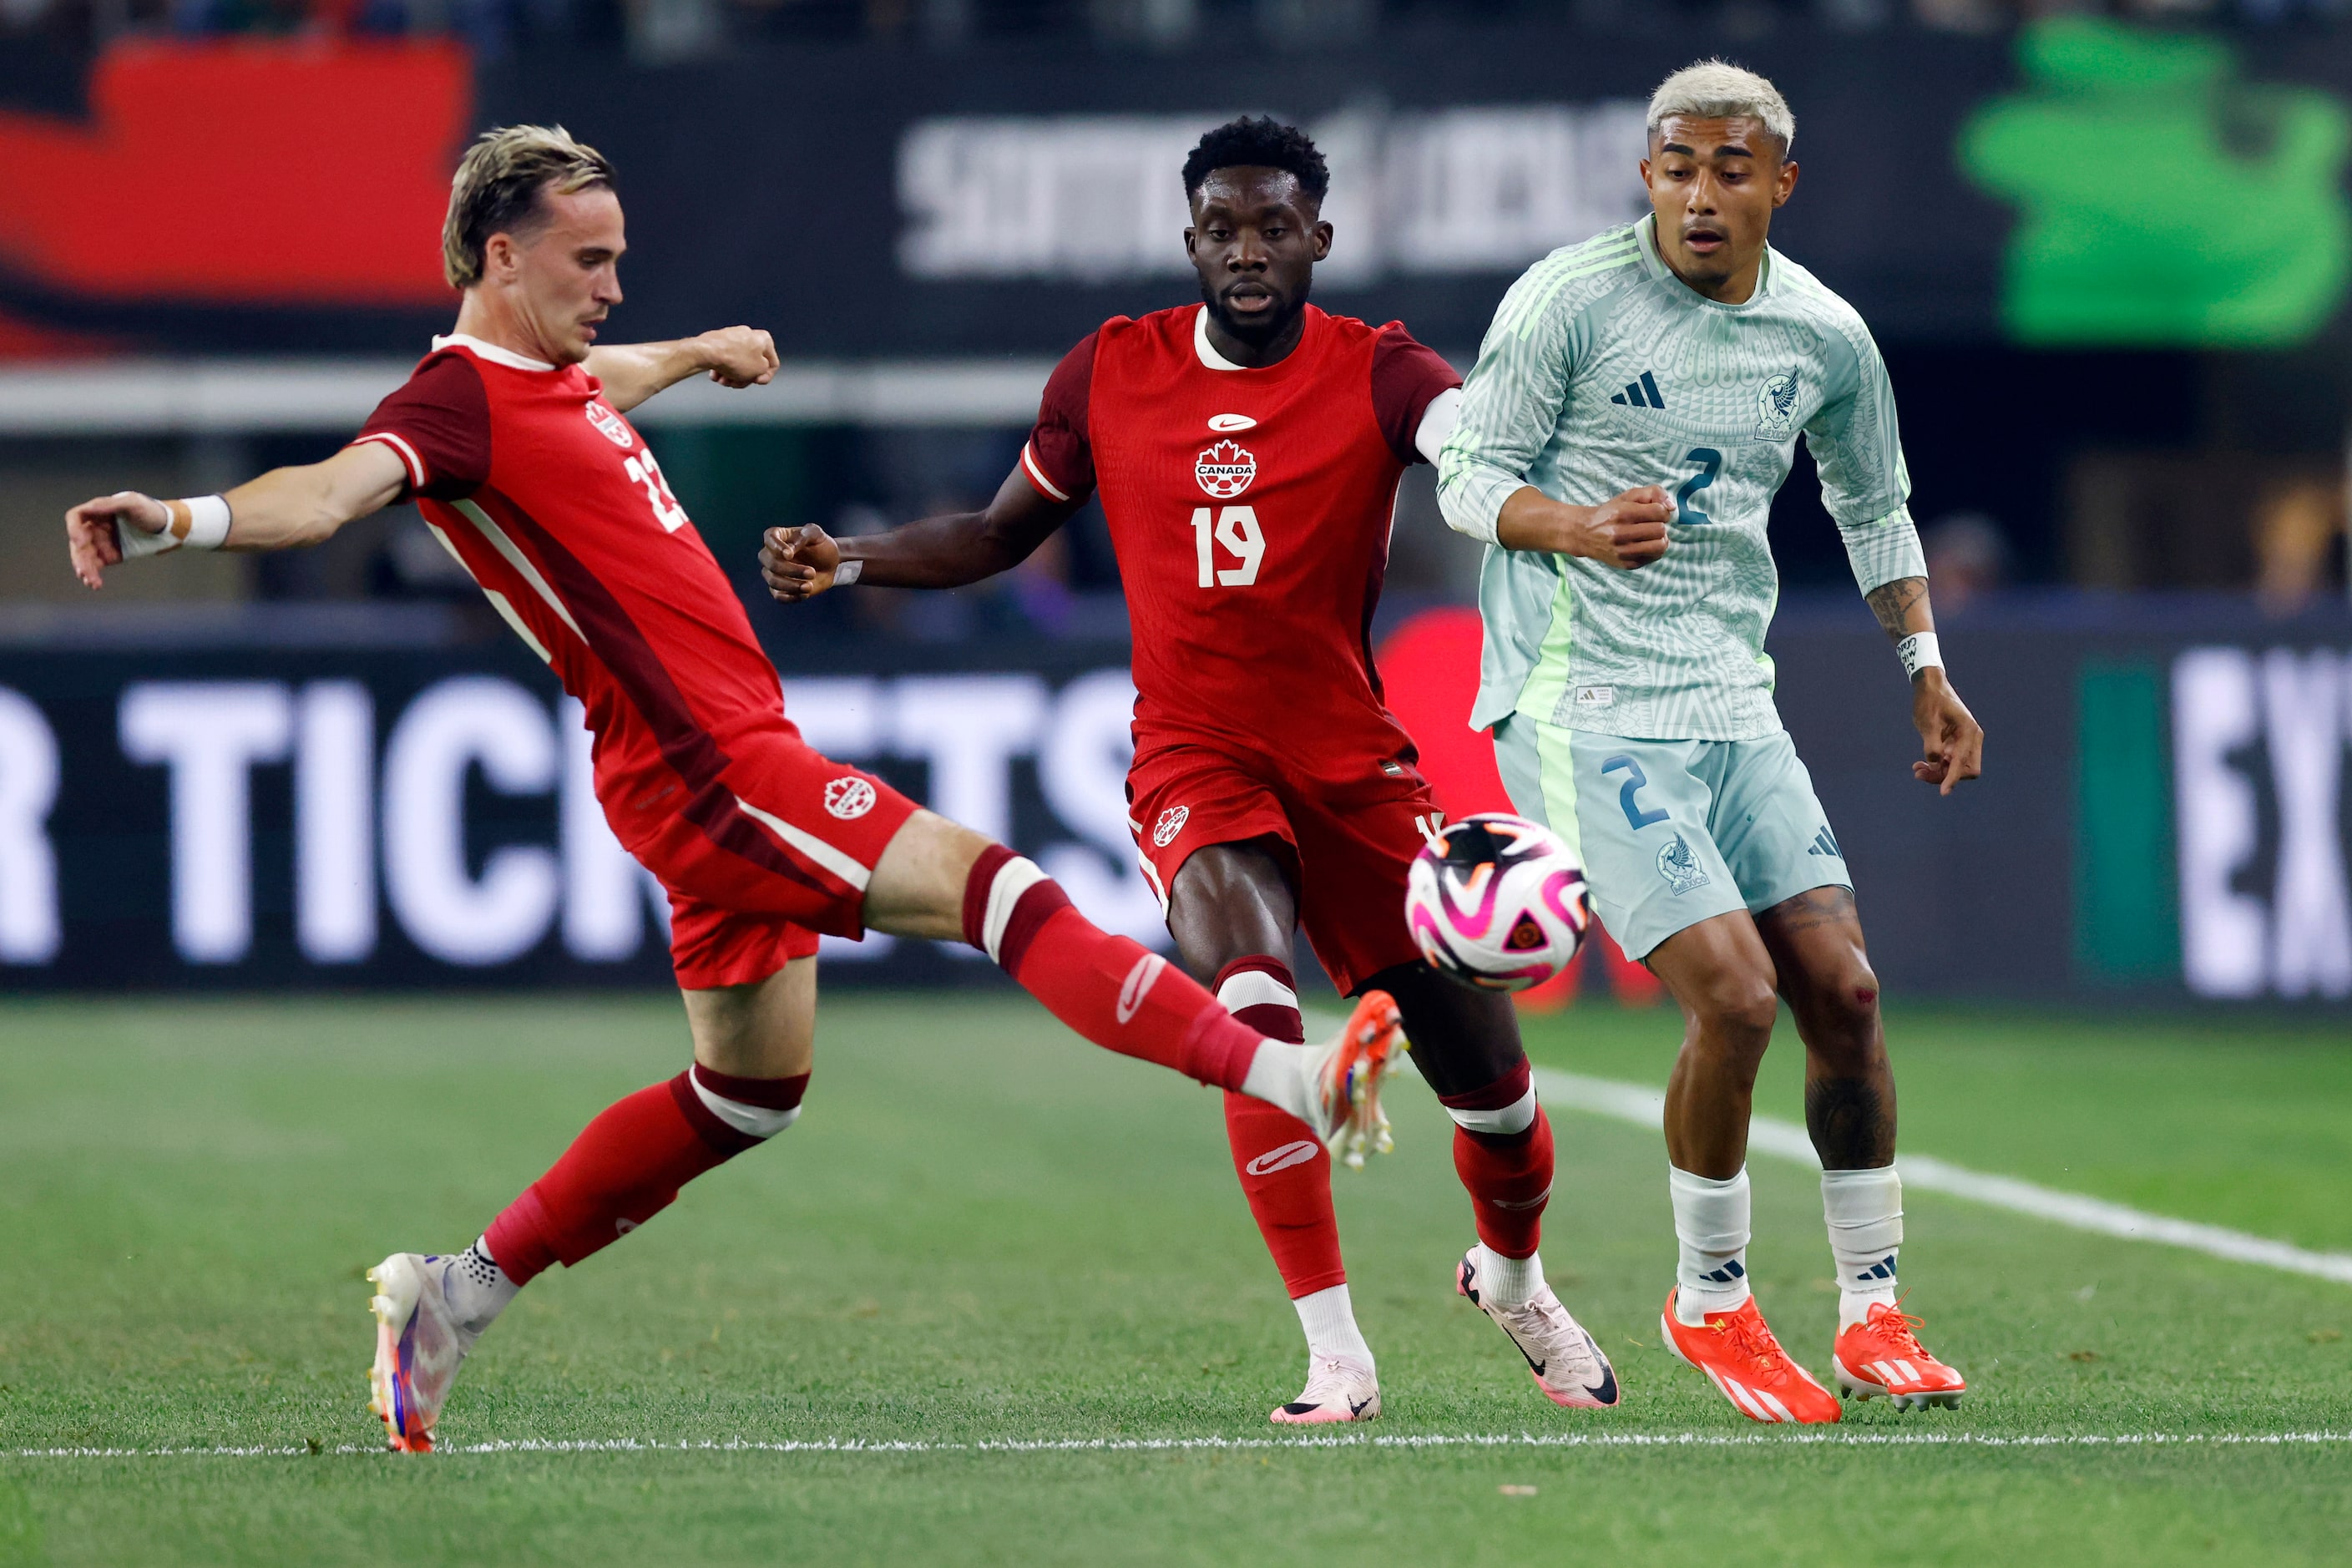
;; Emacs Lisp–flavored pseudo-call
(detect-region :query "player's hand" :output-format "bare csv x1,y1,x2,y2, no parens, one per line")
761,524,841,601
1574,486,1673,569
697,326,778,389
1498,485,1671,569
1910,669,1984,796
65,491,167,589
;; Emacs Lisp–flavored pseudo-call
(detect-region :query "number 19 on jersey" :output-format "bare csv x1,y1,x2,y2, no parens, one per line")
1191,505,1263,587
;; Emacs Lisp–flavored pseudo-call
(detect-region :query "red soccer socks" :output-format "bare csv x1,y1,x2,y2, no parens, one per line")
963,844,1262,1091
1441,1061,1555,1262
483,1065,807,1284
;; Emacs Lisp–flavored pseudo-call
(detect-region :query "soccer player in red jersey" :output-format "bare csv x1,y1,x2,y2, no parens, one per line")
62,125,1399,1452
763,118,1619,1424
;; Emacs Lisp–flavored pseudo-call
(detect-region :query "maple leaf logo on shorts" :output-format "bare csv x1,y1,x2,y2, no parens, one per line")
1194,440,1257,499
824,777,877,820
1152,806,1190,847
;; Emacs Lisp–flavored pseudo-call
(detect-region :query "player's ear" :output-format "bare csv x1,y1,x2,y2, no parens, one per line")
1773,159,1798,207
1311,220,1333,261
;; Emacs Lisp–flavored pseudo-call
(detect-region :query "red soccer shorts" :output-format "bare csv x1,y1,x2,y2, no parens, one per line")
620,729,919,991
1126,741,1444,995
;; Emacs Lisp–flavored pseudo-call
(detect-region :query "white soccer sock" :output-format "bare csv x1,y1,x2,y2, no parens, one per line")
1292,1284,1374,1370
443,1236,520,1334
1240,1042,1316,1129
1670,1165,1753,1323
1822,1166,1904,1328
1476,1244,1546,1309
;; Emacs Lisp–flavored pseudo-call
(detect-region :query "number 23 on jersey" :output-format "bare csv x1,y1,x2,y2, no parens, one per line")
1191,505,1263,587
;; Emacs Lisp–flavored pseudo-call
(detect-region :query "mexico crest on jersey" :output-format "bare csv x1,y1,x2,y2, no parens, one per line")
1195,440,1257,499
584,400,635,449
1754,372,1800,439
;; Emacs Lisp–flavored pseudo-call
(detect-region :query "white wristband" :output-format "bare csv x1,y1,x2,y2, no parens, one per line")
180,493,233,550
832,557,862,587
1896,631,1943,680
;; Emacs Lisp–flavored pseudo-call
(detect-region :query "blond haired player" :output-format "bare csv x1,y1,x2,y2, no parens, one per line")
66,124,1399,1451
1440,63,1982,1424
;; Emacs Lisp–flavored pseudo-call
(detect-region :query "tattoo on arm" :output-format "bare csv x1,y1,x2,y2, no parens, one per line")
1805,1075,1894,1168
1864,576,1929,640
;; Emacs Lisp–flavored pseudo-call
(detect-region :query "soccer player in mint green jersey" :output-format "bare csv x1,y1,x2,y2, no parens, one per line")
1438,60,1985,1424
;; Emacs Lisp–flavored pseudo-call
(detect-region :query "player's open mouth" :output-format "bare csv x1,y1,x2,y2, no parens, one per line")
1683,228,1726,253
1222,288,1277,314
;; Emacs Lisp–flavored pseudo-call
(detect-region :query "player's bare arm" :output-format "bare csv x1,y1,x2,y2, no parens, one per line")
1494,483,1672,569
588,326,779,412
1863,574,1984,796
65,442,409,591
761,464,1080,600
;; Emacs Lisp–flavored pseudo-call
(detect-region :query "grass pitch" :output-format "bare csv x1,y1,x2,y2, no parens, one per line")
3,992,2349,1565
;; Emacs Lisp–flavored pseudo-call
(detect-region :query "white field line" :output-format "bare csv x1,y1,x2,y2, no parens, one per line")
1529,1068,2352,1287
13,1432,2352,1460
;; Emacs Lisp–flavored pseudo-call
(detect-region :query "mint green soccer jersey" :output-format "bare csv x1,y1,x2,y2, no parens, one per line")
1437,215,1925,742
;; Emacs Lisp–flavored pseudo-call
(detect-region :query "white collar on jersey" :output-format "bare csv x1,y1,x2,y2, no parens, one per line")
432,331,557,372
1193,305,1249,372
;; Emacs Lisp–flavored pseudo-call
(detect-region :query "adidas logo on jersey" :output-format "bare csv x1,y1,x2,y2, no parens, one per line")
1808,826,1842,857
1609,372,1667,410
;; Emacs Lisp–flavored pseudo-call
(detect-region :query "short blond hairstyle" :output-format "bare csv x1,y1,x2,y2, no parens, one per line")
442,124,617,290
1646,60,1795,155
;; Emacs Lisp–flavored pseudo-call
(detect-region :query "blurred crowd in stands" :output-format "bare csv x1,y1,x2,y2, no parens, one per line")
4,0,2347,59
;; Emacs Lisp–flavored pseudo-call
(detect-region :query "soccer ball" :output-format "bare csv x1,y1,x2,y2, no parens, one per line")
1405,813,1592,991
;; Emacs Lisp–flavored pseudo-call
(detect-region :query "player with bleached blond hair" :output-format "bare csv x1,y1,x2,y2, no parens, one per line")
65,123,1399,1452
1439,60,1983,1424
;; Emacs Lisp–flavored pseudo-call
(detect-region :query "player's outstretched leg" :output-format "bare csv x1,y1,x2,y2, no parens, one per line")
866,814,1402,1143
1378,963,1617,1410
368,969,816,1451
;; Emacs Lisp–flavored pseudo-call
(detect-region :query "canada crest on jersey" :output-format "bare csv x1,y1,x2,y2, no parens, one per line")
1754,372,1800,439
584,400,635,450
1195,439,1257,499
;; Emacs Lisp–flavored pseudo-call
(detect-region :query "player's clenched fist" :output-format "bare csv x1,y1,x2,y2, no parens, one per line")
761,524,840,600
1495,483,1672,569
65,491,170,590
696,326,778,389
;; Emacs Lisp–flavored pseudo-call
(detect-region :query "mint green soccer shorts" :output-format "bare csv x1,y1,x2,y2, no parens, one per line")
1490,716,1852,962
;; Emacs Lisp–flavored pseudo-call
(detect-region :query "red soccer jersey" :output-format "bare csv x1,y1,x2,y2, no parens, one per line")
350,334,895,932
1022,304,1459,766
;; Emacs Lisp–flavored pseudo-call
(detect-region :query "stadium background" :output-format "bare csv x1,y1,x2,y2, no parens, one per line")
6,5,2351,1005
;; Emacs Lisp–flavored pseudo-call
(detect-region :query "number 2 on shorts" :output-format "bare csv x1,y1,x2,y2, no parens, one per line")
1601,753,1670,829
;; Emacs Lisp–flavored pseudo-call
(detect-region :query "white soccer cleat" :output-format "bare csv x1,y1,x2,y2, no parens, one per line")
1269,1355,1382,1425
1456,1249,1621,1410
366,1252,479,1453
1304,990,1406,1168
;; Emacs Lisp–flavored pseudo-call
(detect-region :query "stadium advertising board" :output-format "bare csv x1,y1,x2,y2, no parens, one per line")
5,20,2349,357
3,611,2351,1002
0,647,1161,989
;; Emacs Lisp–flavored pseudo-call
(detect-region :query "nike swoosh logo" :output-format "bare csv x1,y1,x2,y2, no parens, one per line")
1510,1340,1546,1378
1208,412,1257,432
1115,953,1166,1024
1349,1397,1373,1416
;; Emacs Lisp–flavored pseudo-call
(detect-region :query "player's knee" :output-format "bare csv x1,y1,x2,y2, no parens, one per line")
1692,971,1779,1044
1800,956,1880,1046
685,1063,810,1147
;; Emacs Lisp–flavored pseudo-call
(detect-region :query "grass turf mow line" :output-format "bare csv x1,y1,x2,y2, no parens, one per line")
1527,1067,2352,1286
20,1432,2352,1459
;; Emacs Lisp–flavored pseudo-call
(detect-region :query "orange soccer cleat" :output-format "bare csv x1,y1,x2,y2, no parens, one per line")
1660,1288,1842,1425
1832,1300,1966,1411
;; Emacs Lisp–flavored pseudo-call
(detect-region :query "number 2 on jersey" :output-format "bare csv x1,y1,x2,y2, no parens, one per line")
1191,505,1263,587
1674,448,1722,527
625,448,690,534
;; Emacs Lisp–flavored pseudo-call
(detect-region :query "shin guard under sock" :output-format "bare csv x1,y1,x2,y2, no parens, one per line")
1222,1090,1346,1298
484,1065,807,1285
1441,1061,1554,1264
962,845,1262,1090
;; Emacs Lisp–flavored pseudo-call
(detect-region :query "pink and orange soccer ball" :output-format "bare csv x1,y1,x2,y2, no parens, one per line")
1406,813,1593,992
